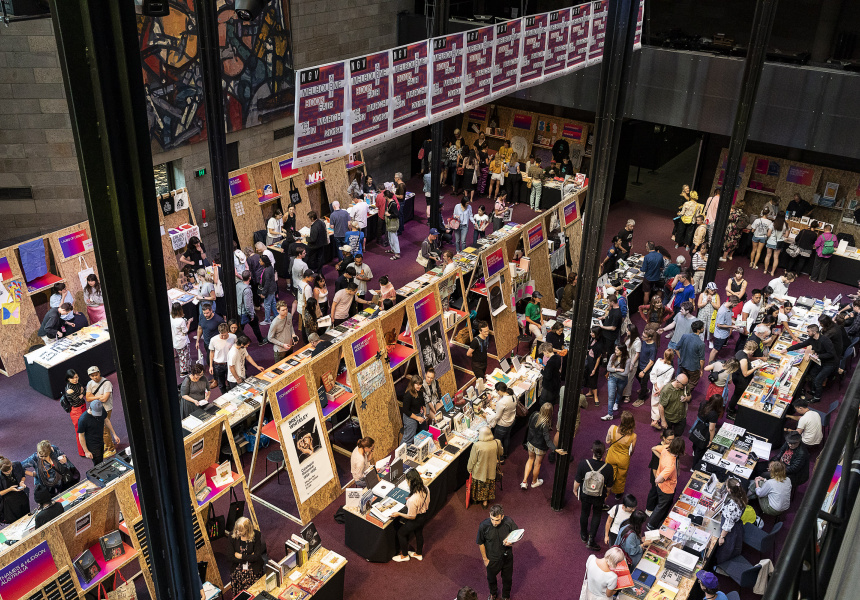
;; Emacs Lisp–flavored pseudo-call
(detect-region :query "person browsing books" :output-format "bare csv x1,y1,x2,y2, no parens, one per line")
392,470,431,562
581,547,624,599
574,441,615,552
477,504,518,600
350,437,374,487
696,570,729,600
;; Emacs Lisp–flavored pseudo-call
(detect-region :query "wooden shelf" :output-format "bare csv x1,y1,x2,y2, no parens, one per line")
744,187,778,197
257,193,281,204
345,162,365,170
75,541,139,592
305,178,326,187
485,134,508,140
532,143,553,150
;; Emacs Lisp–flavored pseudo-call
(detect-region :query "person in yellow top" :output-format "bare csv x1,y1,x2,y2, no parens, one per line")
488,153,504,200
677,190,703,251
497,139,513,162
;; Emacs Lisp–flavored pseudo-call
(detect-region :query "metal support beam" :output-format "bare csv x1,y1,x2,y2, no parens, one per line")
194,0,239,319
551,0,639,510
428,0,449,232
704,0,778,284
49,0,201,597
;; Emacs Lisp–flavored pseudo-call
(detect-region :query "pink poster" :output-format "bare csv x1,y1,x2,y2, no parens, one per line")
519,13,548,88
413,294,437,327
58,229,92,260
293,61,348,167
391,42,430,135
228,173,251,197
429,33,465,123
462,26,495,111
348,51,392,151
276,377,311,419
351,330,380,369
0,542,57,600
786,165,815,186
0,256,13,281
528,223,545,250
490,19,522,99
485,247,506,278
567,2,592,72
543,8,571,79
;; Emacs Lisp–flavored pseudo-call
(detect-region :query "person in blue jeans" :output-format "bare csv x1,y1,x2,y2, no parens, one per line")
259,255,277,324
453,195,473,253
603,344,631,420
400,376,426,445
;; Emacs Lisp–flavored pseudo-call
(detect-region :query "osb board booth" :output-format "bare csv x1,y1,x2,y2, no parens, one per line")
0,244,43,376
157,188,199,288
341,323,402,459
229,163,272,252
45,222,98,314
111,473,160,596
321,156,351,211
559,190,584,276
522,215,556,310
503,224,522,267
481,241,518,359
267,365,343,524
405,283,457,398
437,268,473,353
0,514,75,600
272,152,324,232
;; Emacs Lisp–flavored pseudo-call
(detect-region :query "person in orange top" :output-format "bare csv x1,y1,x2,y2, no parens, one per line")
646,437,685,530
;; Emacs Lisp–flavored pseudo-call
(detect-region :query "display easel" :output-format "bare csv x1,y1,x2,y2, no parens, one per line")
377,302,419,385
404,283,458,398
228,160,282,252
522,214,556,310
437,267,474,384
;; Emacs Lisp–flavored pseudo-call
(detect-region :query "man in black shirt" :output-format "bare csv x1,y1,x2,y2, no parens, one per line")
786,193,813,218
600,296,622,348
308,333,332,357
616,219,635,253
467,320,491,381
196,304,223,364
33,486,64,529
306,211,328,273
788,324,837,402
539,343,562,405
573,440,615,551
77,400,120,466
334,266,355,294
477,504,518,600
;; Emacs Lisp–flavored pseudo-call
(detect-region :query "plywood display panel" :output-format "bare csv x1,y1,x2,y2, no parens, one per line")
0,520,74,599
321,156,351,214
481,240,518,359
404,283,457,398
523,215,556,309
56,488,123,567
45,222,97,314
228,165,267,253
560,190,585,276
184,416,226,481
299,165,326,232
157,189,200,287
0,244,42,376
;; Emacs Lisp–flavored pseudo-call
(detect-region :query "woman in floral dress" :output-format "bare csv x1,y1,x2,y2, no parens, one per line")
721,207,744,260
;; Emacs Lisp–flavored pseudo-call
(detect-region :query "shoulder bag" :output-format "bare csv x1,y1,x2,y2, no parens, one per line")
206,503,226,540
288,180,302,205
416,248,430,268
224,486,246,533
78,256,95,291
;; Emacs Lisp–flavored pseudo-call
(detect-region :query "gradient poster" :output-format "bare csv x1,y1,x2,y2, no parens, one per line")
786,165,815,186
278,157,298,179
519,13,548,88
293,61,348,167
228,173,251,197
490,20,522,99
633,0,645,50
543,8,571,79
0,541,57,600
567,2,592,72
390,42,429,135
563,198,579,225
587,0,608,66
0,257,13,282
462,26,495,111
348,51,392,151
413,294,437,328
351,330,379,369
276,377,311,420
429,33,465,123
57,229,92,260
528,223,545,250
485,247,506,278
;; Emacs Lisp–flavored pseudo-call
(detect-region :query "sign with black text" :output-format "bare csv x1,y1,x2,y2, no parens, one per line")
490,19,522,99
462,26,495,111
294,62,348,167
567,3,592,73
429,33,465,123
588,1,608,66
390,42,429,135
348,52,392,151
518,13,548,88
543,8,571,80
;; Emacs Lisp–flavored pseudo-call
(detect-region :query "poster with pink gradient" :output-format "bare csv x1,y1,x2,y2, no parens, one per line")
0,257,13,281
0,542,58,600
518,13,548,88
462,26,495,111
485,247,506,278
563,198,580,226
390,42,429,135
351,330,379,369
276,377,311,420
228,173,251,197
543,8,571,79
348,51,392,151
293,61,348,167
413,294,437,328
528,223,545,250
57,229,92,260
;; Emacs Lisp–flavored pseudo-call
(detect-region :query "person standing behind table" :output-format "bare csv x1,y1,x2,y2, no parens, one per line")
328,201,350,260
811,224,838,284
521,403,567,490
477,504,518,600
208,323,236,393
265,208,284,246
58,307,88,337
676,320,706,389
49,282,73,309
77,400,120,466
32,485,64,529
180,364,210,418
268,301,297,362
468,321,491,382
0,456,29,523
527,157,545,210
657,373,691,437
227,517,265,593
350,437,374,487
441,251,458,277
38,302,72,345
713,477,747,564
709,296,739,363
85,366,116,456
305,211,328,272
768,272,796,301
400,376,426,445
22,441,71,495
748,461,792,517
736,288,763,350
573,440,615,551
605,412,637,499
558,272,578,313
491,383,516,459
196,303,223,366
646,437,685,530
227,335,262,389
788,324,837,403
170,302,191,376
641,242,664,306
690,393,723,466
659,300,696,351
467,427,503,509
385,192,402,260
83,274,106,323
236,271,266,345
180,236,209,269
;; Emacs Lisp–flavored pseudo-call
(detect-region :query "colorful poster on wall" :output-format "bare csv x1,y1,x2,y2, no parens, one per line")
429,33,466,123
2,302,20,325
755,158,768,175
786,165,815,186
57,229,93,260
228,173,251,197
413,294,437,328
415,315,450,378
567,2,592,73
490,19,522,99
276,376,311,421
293,61,348,167
462,26,495,111
519,13,548,88
485,247,506,278
278,157,298,179
0,541,57,600
543,8,571,79
351,330,380,369
355,359,385,399
390,42,429,135
0,257,13,282
348,52,392,151
587,0,608,66
633,0,645,50
563,198,579,225
527,223,545,251
279,401,336,504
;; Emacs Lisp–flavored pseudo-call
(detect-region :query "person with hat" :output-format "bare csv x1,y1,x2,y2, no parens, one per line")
420,229,442,272
33,485,65,529
77,399,120,466
524,291,545,342
85,366,116,457
348,253,373,299
335,245,353,278
695,571,728,600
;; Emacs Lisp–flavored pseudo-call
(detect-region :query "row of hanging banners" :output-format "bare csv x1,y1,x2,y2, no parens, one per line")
292,1,645,168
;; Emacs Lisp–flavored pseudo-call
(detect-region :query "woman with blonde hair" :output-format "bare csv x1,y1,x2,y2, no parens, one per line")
195,268,216,321
581,547,624,599
227,517,265,592
648,350,675,429
467,427,503,507
605,411,637,497
521,403,566,489
748,461,791,516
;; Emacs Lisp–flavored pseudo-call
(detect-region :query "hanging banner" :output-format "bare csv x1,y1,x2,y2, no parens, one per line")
543,8,571,80
490,19,522,99
390,42,429,136
567,2,592,73
588,0,609,66
293,61,348,167
633,0,645,50
429,33,466,123
280,401,336,504
462,26,495,111
519,13,548,89
348,52,392,151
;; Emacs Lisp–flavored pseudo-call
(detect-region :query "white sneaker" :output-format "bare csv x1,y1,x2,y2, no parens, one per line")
719,257,727,262
601,414,613,421
520,482,528,490
392,555,410,562
531,479,544,488
408,551,423,561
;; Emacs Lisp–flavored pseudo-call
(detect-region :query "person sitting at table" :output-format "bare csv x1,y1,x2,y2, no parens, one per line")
266,207,284,246
38,302,72,345
180,364,210,418
22,440,73,495
376,275,396,301
350,437,375,487
786,192,813,217
748,461,791,517
769,431,810,490
58,306,88,336
784,398,823,449
49,282,73,309
524,291,545,342
0,456,29,523
400,376,426,445
33,485,64,529
228,517,265,592
392,469,431,562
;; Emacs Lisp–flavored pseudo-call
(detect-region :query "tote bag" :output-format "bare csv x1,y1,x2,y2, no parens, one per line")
78,256,95,290
289,180,302,205
106,571,137,600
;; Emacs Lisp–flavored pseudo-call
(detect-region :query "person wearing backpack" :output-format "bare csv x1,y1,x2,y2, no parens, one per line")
646,437,685,531
811,224,838,283
573,441,615,552
236,271,266,346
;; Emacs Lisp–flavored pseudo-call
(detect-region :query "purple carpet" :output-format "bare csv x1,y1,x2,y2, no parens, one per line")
0,180,852,599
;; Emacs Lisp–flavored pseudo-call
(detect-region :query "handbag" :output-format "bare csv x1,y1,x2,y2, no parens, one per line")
456,166,464,176
206,503,226,540
289,180,302,205
465,474,472,508
78,256,95,290
107,571,137,600
224,486,246,533
57,458,80,489
416,250,430,268
786,243,800,257
688,417,709,446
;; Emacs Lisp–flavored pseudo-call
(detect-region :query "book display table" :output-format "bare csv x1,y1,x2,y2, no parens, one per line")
246,547,347,600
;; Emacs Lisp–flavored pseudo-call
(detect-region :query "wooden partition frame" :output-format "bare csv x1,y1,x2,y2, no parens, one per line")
481,240,519,359
0,243,42,376
271,152,327,233
559,190,584,276
522,214,556,310
404,283,458,398
44,222,98,314
321,153,363,213
437,267,473,383
228,160,279,252
156,187,199,288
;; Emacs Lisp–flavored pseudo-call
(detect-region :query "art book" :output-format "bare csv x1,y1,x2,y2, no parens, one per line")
631,569,656,588
626,583,651,599
611,559,634,588
658,568,683,588
644,583,679,600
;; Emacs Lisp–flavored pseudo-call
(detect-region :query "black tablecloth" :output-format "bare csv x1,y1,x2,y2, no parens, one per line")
734,405,785,447
539,185,561,210
343,445,471,562
828,255,860,286
402,194,415,223
26,340,116,399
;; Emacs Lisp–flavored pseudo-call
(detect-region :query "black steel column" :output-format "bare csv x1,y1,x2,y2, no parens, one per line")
551,0,639,510
50,1,201,597
195,0,238,318
704,0,778,284
428,0,449,232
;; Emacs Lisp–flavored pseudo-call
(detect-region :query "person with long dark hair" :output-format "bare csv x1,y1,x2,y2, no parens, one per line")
84,273,105,323
584,327,604,406
690,394,723,466
603,344,631,420
764,212,787,275
170,302,191,376
0,456,29,523
521,403,567,489
392,469,431,562
615,510,648,567
714,478,747,564
61,369,87,456
260,255,277,325
303,297,322,336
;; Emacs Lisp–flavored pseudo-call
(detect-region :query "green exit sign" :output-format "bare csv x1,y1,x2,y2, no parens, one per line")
195,168,206,177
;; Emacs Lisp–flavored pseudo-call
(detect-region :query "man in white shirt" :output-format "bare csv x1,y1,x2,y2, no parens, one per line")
208,323,236,393
441,250,458,276
348,254,373,298
786,399,823,447
85,366,116,456
350,198,369,231
291,247,308,292
767,272,796,300
736,288,762,349
227,335,262,388
492,382,517,458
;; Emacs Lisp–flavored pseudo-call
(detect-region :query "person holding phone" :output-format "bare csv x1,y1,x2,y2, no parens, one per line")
0,457,29,523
